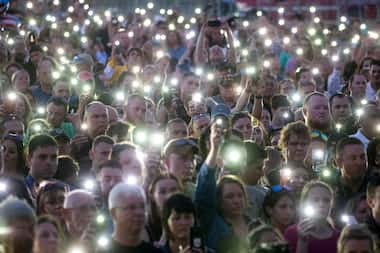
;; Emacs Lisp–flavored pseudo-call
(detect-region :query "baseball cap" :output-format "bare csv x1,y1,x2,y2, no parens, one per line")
72,53,94,66
211,104,231,121
163,138,198,157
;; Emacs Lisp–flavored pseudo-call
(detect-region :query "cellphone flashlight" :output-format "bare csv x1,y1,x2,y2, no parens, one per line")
83,179,95,191
304,205,315,218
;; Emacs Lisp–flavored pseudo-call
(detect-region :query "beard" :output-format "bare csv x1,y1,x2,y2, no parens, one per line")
307,117,331,132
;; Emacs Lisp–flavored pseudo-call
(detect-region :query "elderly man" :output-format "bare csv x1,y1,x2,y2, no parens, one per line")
102,183,162,253
63,189,97,242
0,196,36,253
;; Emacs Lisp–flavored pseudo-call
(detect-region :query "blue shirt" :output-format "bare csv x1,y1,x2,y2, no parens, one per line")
32,84,52,106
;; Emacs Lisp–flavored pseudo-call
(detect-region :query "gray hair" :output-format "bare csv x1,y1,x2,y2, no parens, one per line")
0,196,36,225
108,183,146,210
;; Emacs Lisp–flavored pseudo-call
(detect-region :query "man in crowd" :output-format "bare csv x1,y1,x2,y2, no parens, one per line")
24,134,58,198
163,138,198,197
32,56,55,106
366,173,380,244
105,183,162,253
71,101,109,174
165,118,189,141
366,59,380,102
89,135,115,178
46,96,75,138
123,94,146,126
350,104,380,150
63,189,97,243
303,92,332,136
333,137,368,224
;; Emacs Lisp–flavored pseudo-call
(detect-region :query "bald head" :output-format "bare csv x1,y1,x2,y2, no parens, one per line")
108,183,146,210
63,189,96,237
84,101,109,138
63,189,95,209
303,92,331,132
123,94,146,125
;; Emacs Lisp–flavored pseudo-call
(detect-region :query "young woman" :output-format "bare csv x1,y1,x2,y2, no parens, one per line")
284,181,340,253
147,174,182,241
0,133,27,178
33,215,63,253
161,193,204,253
11,69,30,93
263,187,296,235
36,181,69,226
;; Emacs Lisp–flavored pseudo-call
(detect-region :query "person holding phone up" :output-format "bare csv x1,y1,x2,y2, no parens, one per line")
284,181,340,253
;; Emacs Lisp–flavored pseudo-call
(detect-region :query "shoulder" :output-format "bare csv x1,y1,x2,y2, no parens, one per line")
140,241,164,253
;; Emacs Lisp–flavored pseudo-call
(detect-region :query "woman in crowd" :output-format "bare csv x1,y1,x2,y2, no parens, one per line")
196,123,250,252
278,121,311,168
161,193,200,253
11,69,30,93
33,215,62,253
0,133,27,178
263,187,296,235
36,181,69,226
284,181,340,253
147,174,182,241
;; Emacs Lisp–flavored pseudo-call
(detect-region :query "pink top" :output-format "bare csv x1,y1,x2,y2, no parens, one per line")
284,224,340,253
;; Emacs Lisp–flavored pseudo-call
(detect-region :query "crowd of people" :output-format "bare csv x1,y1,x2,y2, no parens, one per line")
0,0,380,252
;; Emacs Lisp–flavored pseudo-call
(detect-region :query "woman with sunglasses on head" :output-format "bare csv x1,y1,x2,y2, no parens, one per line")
36,180,69,226
263,187,296,236
284,181,339,253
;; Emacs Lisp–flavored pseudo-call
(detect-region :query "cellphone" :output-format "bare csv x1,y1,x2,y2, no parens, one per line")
190,226,204,251
208,20,221,27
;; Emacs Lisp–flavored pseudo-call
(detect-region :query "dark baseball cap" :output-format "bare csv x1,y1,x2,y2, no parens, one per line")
163,138,198,157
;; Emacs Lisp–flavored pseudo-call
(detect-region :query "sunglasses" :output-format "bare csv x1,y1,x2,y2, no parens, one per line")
311,130,328,142
271,185,290,192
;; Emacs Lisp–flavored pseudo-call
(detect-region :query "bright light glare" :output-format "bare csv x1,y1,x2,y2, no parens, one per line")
126,175,138,185
304,205,315,217
312,149,324,161
83,179,95,190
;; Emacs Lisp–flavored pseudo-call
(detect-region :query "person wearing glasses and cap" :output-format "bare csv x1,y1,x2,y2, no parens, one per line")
163,138,198,198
